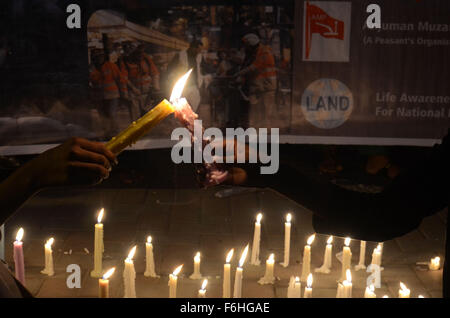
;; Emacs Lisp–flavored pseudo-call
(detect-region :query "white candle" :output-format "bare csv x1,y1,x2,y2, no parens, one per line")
429,257,440,271
169,265,183,298
123,246,137,298
304,273,313,298
13,228,25,285
364,284,376,298
343,269,352,298
189,251,203,279
99,267,115,298
258,253,275,285
198,279,208,298
340,237,352,282
41,237,55,276
301,234,315,281
399,282,410,298
90,208,104,278
370,244,382,267
287,276,301,298
315,236,333,274
233,244,249,298
223,249,234,298
281,213,291,267
250,213,262,265
354,241,367,271
144,236,159,278
336,282,344,298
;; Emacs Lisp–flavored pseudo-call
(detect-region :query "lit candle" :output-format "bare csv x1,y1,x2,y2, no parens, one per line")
258,253,275,285
370,244,382,267
198,279,208,298
250,213,262,266
287,276,302,298
99,267,115,298
343,269,352,298
144,236,159,278
315,236,333,274
169,265,183,298
382,295,389,298
418,295,425,298
354,241,367,271
301,234,315,282
90,208,104,278
340,237,352,282
281,213,291,267
105,70,194,155
429,257,440,271
123,245,137,298
189,252,203,279
304,273,313,298
41,237,55,276
233,244,249,298
13,227,25,285
336,282,344,298
398,282,410,298
364,284,376,298
223,249,234,298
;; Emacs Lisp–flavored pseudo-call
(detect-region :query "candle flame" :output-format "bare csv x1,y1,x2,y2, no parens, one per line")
127,245,137,260
173,264,183,276
376,243,382,251
268,253,274,262
97,208,104,223
295,276,300,283
226,249,234,263
201,279,208,290
307,234,315,245
382,295,389,298
194,251,201,262
418,295,424,298
45,237,54,248
344,237,351,246
147,236,152,244
256,213,262,224
286,213,292,223
369,284,375,292
307,273,313,288
432,256,440,264
400,282,409,291
327,236,333,244
239,244,249,267
16,228,24,241
103,267,115,280
170,69,192,103
345,269,352,283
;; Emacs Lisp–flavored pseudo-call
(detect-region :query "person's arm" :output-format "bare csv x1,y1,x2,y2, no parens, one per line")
0,138,117,225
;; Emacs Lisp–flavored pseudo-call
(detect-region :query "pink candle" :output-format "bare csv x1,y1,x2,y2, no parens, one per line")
13,228,25,285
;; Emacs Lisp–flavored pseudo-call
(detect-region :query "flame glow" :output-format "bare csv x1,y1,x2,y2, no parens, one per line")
286,213,292,223
295,276,300,283
226,249,234,263
345,269,352,283
268,253,275,262
432,256,440,264
173,264,183,276
201,279,208,290
369,285,375,292
147,236,152,244
194,252,201,262
45,237,54,248
400,282,409,291
239,245,249,267
344,237,351,247
97,208,104,223
256,213,262,224
16,228,24,241
170,69,192,102
103,267,115,280
307,234,315,245
327,236,333,244
127,245,137,260
307,273,313,288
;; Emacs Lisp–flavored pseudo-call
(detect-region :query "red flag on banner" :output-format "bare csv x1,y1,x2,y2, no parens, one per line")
305,1,345,59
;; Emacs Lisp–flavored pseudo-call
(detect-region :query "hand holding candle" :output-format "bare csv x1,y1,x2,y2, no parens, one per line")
301,234,315,282
223,249,234,298
41,237,55,276
99,267,115,298
280,213,291,268
91,208,104,278
123,245,137,298
13,227,25,285
169,265,183,298
250,213,262,266
233,244,249,298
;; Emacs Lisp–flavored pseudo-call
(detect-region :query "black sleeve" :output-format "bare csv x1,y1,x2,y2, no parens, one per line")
244,129,449,242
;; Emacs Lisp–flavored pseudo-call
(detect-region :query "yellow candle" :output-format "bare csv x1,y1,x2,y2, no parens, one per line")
399,282,410,298
233,245,249,298
91,208,104,278
41,237,55,276
429,257,440,270
223,249,234,298
304,273,313,298
13,228,25,285
99,267,115,298
281,213,291,267
105,70,193,154
250,213,262,265
364,285,376,298
169,265,183,298
198,279,208,298
301,234,315,281
189,252,202,279
123,246,136,298
340,237,352,281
